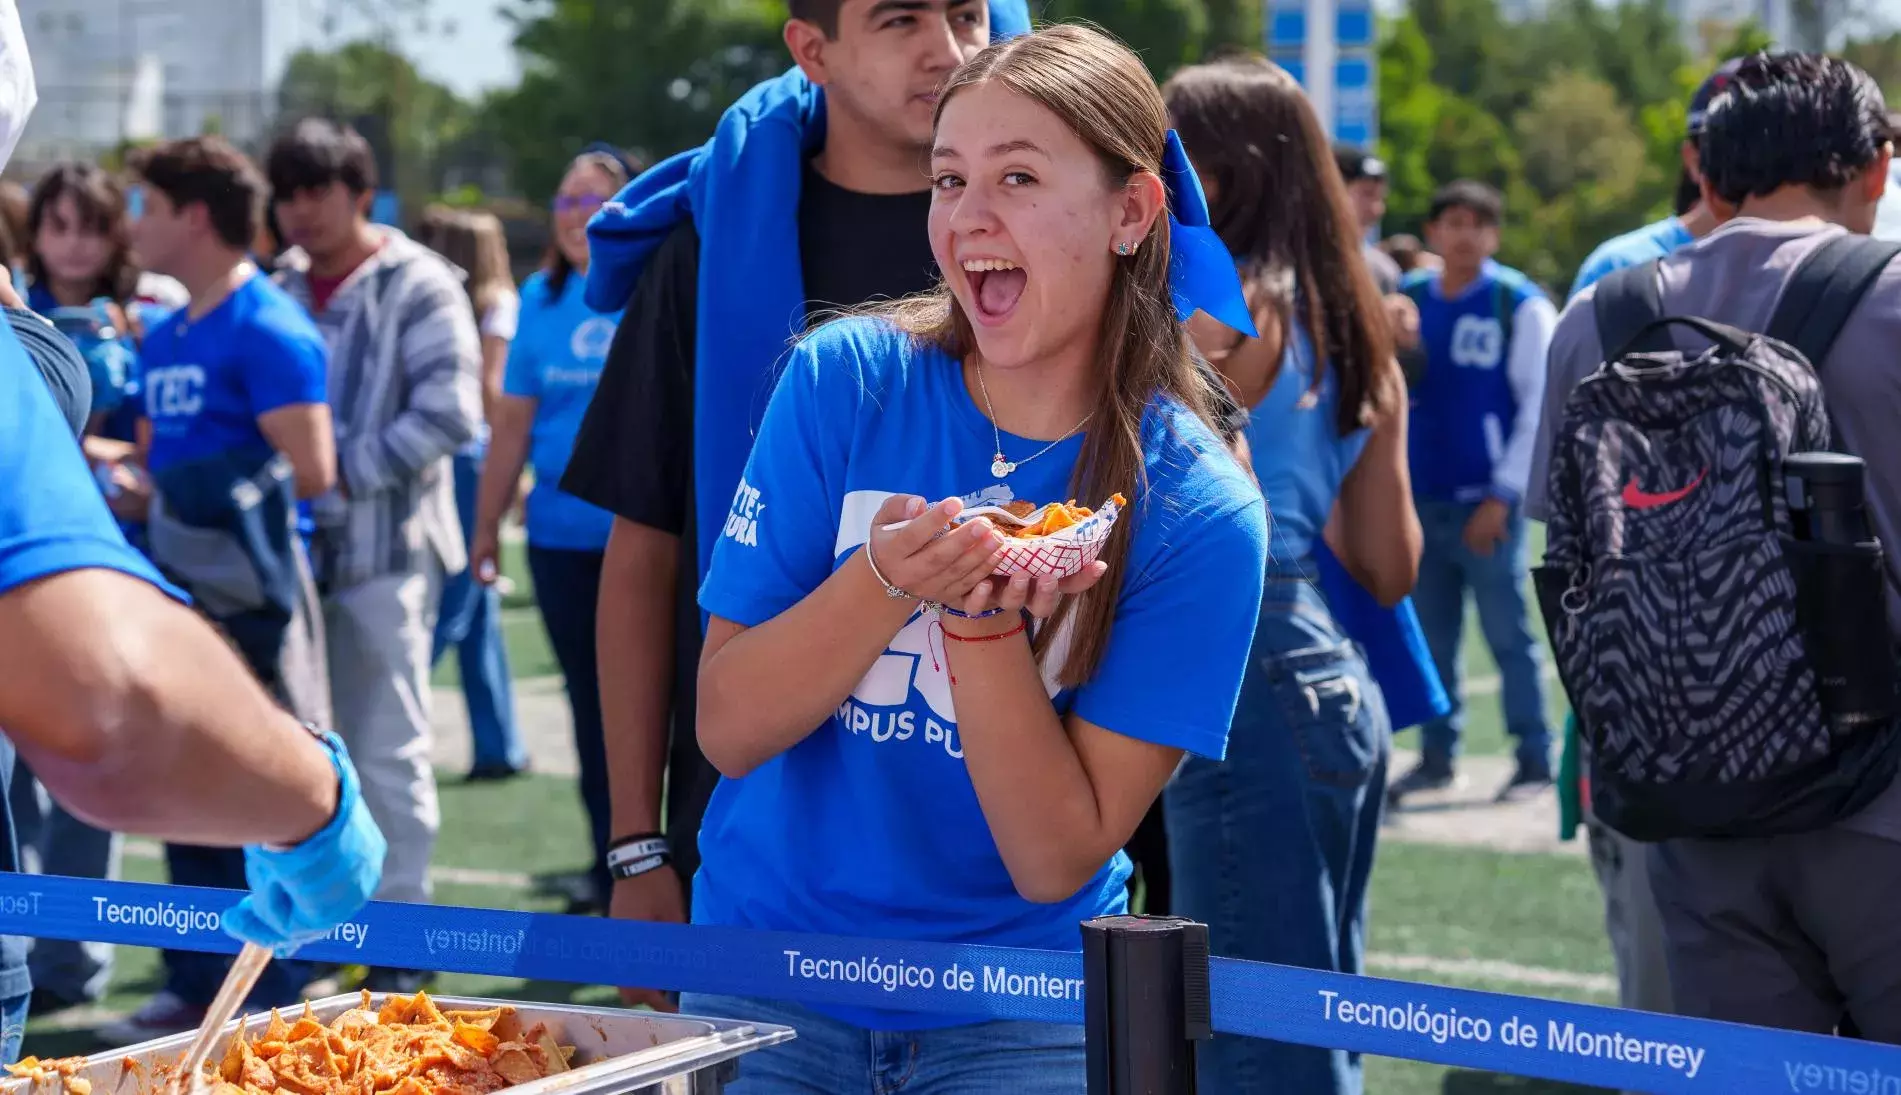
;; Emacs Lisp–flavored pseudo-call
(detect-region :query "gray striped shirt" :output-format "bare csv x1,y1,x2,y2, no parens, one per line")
276,229,480,590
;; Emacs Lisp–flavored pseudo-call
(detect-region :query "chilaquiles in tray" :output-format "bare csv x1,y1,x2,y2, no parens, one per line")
7,992,575,1095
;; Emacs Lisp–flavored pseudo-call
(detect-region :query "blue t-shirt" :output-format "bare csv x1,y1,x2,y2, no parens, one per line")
1247,322,1370,567
139,275,328,475
503,272,621,551
695,316,1267,1030
1568,216,1694,300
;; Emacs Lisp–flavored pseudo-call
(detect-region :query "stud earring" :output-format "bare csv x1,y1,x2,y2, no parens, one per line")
1116,242,1132,256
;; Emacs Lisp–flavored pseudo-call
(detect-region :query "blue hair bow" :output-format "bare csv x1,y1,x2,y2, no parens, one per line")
1160,129,1257,338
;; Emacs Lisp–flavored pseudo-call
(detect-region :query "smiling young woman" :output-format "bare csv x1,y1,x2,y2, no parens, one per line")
673,22,1269,1095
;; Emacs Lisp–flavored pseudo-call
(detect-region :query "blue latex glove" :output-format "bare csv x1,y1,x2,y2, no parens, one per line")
224,729,386,956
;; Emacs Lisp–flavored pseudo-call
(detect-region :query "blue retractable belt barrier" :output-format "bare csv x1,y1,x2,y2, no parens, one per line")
1,875,1896,1095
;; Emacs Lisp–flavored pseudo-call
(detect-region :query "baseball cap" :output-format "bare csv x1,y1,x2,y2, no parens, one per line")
1334,144,1388,184
1687,58,1746,136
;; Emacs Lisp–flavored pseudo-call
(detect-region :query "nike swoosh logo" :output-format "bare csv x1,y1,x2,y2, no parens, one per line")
1622,468,1708,510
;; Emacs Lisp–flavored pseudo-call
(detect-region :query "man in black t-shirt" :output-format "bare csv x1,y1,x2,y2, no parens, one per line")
560,0,999,1011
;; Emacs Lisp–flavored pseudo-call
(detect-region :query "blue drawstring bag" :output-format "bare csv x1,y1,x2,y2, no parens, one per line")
1313,540,1449,730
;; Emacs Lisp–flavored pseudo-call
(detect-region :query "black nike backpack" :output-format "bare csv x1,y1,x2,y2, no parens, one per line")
1535,233,1901,841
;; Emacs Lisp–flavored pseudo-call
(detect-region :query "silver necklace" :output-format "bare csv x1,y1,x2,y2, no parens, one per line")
974,359,1092,479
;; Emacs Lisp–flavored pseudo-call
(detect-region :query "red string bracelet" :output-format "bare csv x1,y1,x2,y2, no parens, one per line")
929,615,1029,687
941,617,1028,643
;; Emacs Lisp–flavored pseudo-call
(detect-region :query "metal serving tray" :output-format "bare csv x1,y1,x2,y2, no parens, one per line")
3,995,795,1095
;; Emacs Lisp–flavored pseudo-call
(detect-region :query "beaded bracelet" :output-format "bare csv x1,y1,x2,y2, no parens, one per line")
937,603,1007,620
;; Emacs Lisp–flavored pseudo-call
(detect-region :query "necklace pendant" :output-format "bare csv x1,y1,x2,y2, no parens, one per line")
991,455,1014,479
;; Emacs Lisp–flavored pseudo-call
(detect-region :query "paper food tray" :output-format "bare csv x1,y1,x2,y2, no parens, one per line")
968,497,1122,580
2,995,794,1095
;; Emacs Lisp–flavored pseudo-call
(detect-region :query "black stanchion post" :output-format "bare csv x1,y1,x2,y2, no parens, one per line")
1082,915,1212,1095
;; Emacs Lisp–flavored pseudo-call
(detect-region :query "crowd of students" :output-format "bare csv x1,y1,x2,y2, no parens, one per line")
4,0,1901,1092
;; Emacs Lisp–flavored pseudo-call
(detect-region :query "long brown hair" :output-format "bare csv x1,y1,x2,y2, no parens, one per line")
1164,55,1395,435
418,205,515,323
882,24,1223,689
26,162,141,305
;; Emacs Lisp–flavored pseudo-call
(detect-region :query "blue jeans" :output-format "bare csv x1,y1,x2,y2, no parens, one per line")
1412,498,1552,771
0,992,25,1064
676,993,1085,1093
526,545,611,903
432,450,525,772
161,844,308,1009
1166,572,1390,1095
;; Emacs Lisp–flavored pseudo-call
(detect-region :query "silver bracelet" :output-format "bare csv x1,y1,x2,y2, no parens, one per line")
863,542,917,601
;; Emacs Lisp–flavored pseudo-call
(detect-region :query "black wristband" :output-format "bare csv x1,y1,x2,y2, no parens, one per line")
608,851,672,882
610,831,665,850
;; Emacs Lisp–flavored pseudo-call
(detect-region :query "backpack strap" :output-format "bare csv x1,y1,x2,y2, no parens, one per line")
1766,234,1901,367
1592,260,1671,358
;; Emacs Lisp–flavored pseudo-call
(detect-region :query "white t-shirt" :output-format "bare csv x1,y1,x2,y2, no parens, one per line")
480,290,521,342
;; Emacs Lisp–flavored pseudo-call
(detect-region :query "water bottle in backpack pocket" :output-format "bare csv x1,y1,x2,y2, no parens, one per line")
1782,452,1897,732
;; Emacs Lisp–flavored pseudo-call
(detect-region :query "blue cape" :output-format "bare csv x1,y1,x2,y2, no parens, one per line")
585,1,1032,582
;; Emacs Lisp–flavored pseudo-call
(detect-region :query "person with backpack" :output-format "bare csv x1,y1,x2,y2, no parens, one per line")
1528,50,1901,1039
1388,181,1557,807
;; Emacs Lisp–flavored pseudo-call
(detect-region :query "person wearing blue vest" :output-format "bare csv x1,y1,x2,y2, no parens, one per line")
1164,56,1422,1095
559,0,1031,1012
469,149,633,916
1389,180,1557,807
672,26,1264,1090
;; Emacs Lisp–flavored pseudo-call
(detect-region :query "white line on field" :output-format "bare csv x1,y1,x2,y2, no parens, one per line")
1460,665,1560,697
1365,953,1617,995
120,840,536,890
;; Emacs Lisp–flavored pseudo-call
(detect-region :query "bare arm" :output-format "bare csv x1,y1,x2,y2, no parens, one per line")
599,520,682,838
697,553,918,778
1324,359,1421,606
697,497,1007,779
479,333,510,430
257,402,338,500
470,393,535,578
944,611,1185,903
0,568,337,846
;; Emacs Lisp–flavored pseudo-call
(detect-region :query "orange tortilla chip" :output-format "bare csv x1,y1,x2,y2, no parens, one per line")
151,993,572,1095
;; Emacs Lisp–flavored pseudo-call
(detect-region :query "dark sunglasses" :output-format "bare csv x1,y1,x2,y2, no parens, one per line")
552,194,608,216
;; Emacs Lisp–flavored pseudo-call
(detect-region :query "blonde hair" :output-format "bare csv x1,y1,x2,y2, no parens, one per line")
882,24,1222,689
418,206,514,322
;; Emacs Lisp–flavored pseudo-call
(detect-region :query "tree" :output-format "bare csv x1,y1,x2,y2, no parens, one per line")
1510,71,1649,287
1842,32,1901,101
1200,0,1263,59
1036,0,1208,79
486,0,786,200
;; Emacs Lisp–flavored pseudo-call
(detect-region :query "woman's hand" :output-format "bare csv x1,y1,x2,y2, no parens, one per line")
951,561,1110,622
866,496,1008,607
470,527,503,586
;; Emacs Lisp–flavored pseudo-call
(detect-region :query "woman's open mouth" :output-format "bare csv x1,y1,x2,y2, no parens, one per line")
962,258,1027,327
